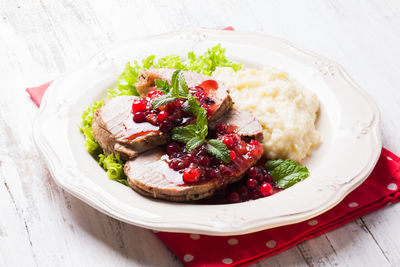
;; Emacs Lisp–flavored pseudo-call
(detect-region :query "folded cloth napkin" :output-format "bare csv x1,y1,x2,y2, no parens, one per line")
26,36,400,265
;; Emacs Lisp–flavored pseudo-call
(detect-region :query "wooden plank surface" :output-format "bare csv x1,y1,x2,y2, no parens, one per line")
1,0,400,266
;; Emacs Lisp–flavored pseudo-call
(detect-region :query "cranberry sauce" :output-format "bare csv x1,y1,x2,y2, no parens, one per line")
164,133,264,185
196,163,282,204
130,80,219,133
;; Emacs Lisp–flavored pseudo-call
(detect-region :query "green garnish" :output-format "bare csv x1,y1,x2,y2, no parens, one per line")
160,70,230,163
80,44,241,185
98,154,128,186
265,159,310,189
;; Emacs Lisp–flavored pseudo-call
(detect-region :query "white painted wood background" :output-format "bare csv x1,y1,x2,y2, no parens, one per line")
1,0,400,266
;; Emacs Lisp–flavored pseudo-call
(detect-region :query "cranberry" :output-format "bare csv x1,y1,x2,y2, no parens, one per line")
264,173,273,183
237,185,249,197
147,90,163,99
133,112,146,123
248,167,259,178
230,150,237,161
219,165,235,177
169,159,182,171
146,114,158,125
216,123,226,134
205,168,221,179
249,139,260,146
246,178,258,189
250,189,261,200
166,143,180,155
236,145,247,155
204,97,215,105
260,183,273,197
131,99,146,113
228,191,240,203
222,136,235,149
159,121,172,132
198,155,210,166
196,91,207,100
183,167,200,183
255,173,264,183
157,111,168,122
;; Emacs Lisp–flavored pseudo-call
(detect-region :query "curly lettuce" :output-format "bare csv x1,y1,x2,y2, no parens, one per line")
98,154,128,186
80,44,242,185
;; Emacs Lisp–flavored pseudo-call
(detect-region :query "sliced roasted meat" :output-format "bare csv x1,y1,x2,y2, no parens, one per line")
92,95,167,160
210,109,264,142
124,137,264,202
135,68,232,121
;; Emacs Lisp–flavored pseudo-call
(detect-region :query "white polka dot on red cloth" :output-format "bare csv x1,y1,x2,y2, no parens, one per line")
387,156,393,161
348,202,359,208
183,254,194,262
387,183,398,191
190,234,200,240
222,258,233,264
266,240,277,248
227,238,238,245
308,220,318,226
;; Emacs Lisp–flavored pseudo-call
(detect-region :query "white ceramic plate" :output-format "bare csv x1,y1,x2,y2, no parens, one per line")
33,29,381,236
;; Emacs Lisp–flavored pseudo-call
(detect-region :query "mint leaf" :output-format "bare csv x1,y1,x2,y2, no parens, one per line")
152,94,176,109
275,172,309,189
178,71,188,96
171,126,197,143
266,160,309,189
186,137,205,152
206,139,230,163
154,79,170,94
171,70,181,97
187,93,203,117
265,159,285,171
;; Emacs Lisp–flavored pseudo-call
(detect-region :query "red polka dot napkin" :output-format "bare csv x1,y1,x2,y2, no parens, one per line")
26,40,400,266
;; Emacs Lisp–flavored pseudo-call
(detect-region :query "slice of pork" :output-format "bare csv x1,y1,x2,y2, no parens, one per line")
209,109,264,142
92,95,167,160
125,142,263,202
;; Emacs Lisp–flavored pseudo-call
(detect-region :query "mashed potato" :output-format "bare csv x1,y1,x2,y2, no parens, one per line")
213,67,320,162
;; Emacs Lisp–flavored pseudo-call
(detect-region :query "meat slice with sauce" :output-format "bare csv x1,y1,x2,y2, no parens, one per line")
124,110,265,202
92,69,232,160
92,95,167,160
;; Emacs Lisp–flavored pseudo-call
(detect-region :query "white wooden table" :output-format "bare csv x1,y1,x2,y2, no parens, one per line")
1,1,400,266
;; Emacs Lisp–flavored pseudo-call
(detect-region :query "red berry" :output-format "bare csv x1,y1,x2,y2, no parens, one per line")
222,136,235,149
183,167,200,183
248,167,259,178
237,185,249,197
131,99,146,113
264,174,273,183
166,143,180,155
216,123,226,134
260,183,273,197
198,155,210,166
249,139,260,146
133,112,146,123
147,90,163,99
157,111,168,122
228,191,240,203
246,178,258,189
146,114,158,125
230,150,237,161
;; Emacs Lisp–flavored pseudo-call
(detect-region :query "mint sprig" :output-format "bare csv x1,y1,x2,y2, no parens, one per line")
155,70,230,163
265,160,309,189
